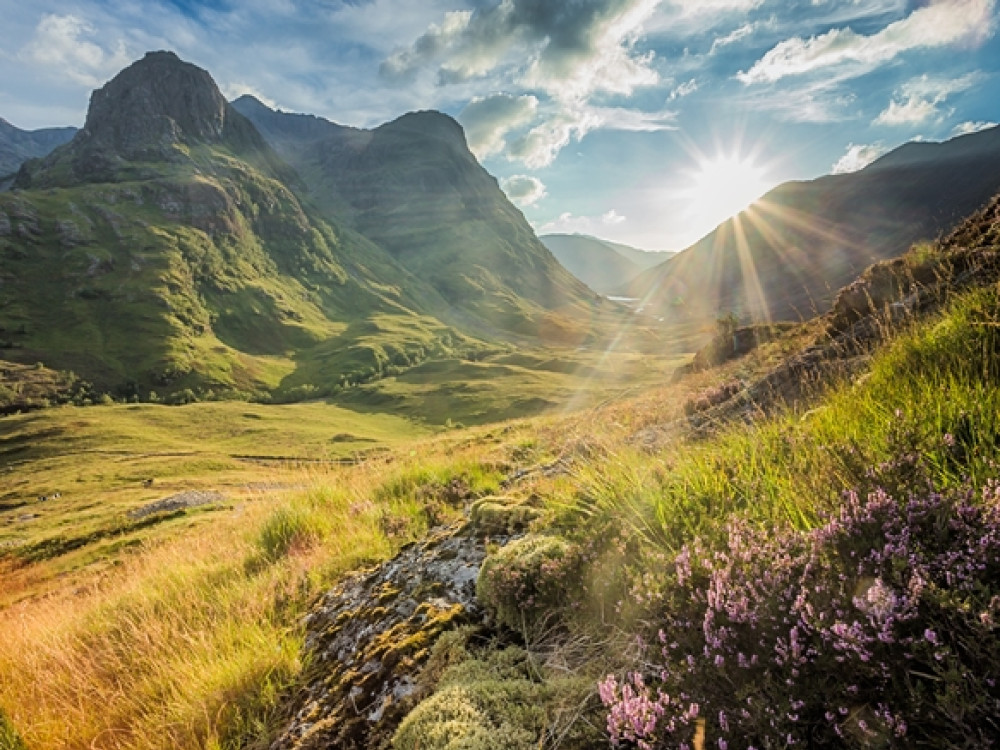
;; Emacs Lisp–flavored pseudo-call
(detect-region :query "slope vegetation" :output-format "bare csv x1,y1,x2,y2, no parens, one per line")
0,53,490,399
3,192,999,748
233,96,611,339
628,125,1000,322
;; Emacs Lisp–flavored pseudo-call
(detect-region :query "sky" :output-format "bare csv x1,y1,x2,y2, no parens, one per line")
0,0,998,252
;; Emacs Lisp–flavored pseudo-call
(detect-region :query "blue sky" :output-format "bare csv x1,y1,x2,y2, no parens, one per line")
1,0,997,251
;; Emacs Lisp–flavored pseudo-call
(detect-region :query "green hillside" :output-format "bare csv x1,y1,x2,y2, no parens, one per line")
233,97,614,339
0,53,494,400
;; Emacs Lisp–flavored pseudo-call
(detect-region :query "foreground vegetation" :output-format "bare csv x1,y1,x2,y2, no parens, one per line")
2,219,1000,747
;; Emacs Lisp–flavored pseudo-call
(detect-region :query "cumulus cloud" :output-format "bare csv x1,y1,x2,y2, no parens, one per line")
20,13,131,87
831,142,887,173
381,0,662,101
952,120,999,135
500,174,548,206
738,0,996,84
459,93,539,158
874,72,983,126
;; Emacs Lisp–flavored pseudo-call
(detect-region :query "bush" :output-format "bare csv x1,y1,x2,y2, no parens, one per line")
477,535,583,636
601,463,1000,749
394,644,597,750
254,505,330,562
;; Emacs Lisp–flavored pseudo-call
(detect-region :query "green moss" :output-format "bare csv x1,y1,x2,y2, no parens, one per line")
393,646,598,750
476,535,583,635
469,497,541,535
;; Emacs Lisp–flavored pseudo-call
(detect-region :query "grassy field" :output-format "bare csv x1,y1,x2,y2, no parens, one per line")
6,250,999,748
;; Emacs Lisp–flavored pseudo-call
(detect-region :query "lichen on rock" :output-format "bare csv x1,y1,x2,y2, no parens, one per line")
271,524,506,750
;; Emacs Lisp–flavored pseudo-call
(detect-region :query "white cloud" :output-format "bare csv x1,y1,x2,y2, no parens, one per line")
739,0,996,84
874,72,983,126
220,81,278,109
20,13,131,87
669,0,765,15
668,78,699,99
831,142,887,173
505,101,676,168
710,22,755,53
952,120,998,135
459,93,539,158
382,0,663,103
538,209,628,235
500,174,547,207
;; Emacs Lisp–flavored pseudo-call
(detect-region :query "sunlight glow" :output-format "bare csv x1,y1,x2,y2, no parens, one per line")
684,153,770,232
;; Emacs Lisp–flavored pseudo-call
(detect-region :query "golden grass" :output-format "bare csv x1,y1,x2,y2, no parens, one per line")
0,461,411,750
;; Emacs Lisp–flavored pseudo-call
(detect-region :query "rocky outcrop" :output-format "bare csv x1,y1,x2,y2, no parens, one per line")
14,52,276,188
272,523,507,750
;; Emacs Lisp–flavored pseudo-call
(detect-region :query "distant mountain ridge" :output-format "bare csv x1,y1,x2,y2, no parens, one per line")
0,118,76,179
626,124,1000,321
540,233,668,295
233,96,606,338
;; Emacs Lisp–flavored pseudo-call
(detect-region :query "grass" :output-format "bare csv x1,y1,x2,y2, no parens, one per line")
1,274,996,748
6,233,997,748
0,477,406,750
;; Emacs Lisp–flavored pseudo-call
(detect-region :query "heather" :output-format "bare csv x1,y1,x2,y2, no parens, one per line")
592,285,1000,748
601,460,1000,748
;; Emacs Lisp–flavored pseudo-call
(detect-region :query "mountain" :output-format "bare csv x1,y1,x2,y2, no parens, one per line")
232,96,607,338
0,118,76,181
626,125,1000,322
540,233,670,295
0,52,489,399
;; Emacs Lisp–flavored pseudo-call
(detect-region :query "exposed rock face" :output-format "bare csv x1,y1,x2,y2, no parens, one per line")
16,51,271,187
272,524,504,750
85,51,227,154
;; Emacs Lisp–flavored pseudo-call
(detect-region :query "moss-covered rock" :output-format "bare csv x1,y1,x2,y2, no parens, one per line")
469,496,541,536
393,642,600,750
476,534,583,636
272,524,505,750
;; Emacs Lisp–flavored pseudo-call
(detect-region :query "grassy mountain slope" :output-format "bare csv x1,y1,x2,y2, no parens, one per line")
540,233,670,294
3,190,1000,748
626,124,1000,322
0,118,76,179
1,53,493,399
232,97,613,340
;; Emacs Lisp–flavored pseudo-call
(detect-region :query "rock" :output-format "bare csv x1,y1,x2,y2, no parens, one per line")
0,211,10,236
127,490,224,519
57,219,87,248
272,523,506,750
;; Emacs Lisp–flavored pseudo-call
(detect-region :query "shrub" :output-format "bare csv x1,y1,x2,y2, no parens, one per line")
600,466,1000,749
477,535,583,636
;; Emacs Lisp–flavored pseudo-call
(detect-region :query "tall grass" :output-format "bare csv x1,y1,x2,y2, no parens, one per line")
562,285,1000,552
0,474,402,749
0,432,511,750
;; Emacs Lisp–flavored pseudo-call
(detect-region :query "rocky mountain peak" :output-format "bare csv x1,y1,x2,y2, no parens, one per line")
81,51,230,157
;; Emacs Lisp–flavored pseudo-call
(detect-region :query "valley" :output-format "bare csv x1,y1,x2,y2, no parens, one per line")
1,37,999,750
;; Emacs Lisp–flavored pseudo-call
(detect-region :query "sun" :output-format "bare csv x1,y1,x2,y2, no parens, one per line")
683,153,770,235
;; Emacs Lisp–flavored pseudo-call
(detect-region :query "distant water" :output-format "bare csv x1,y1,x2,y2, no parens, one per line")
607,296,639,303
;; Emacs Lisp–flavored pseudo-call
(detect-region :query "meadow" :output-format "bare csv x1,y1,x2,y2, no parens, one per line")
2,239,999,748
